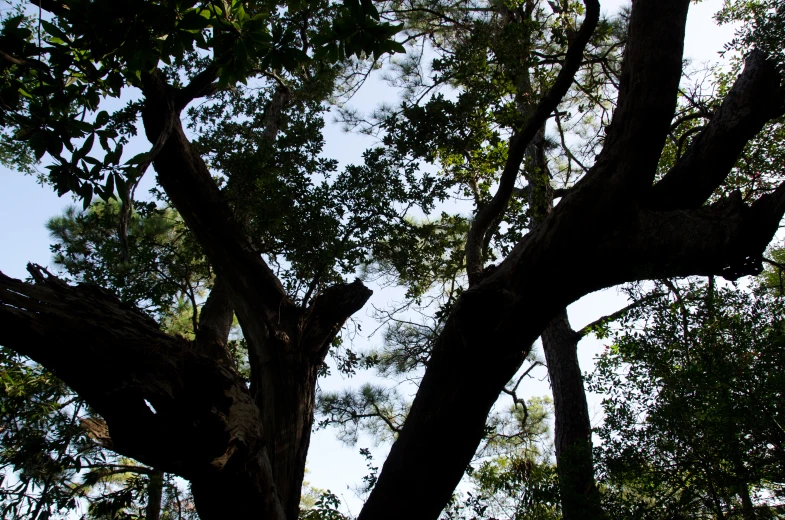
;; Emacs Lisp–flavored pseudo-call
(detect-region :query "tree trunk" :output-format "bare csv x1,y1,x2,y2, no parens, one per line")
541,310,605,520
0,267,288,519
145,470,164,520
136,71,373,519
257,364,319,519
360,282,537,520
737,481,756,520
359,18,785,517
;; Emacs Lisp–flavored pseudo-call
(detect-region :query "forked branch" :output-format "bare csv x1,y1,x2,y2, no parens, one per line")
465,0,600,286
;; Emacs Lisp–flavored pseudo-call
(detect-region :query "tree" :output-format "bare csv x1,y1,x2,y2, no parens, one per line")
1,0,785,519
589,279,785,519
0,335,198,519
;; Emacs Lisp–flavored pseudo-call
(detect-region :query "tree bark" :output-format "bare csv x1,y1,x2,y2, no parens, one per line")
358,2,785,516
145,470,164,520
137,71,373,519
0,266,288,520
0,266,371,520
195,275,235,365
541,310,605,520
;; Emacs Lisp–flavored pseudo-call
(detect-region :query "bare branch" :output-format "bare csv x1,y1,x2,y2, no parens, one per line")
575,292,666,339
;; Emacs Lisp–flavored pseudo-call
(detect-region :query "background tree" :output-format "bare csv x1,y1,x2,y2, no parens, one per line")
589,279,785,519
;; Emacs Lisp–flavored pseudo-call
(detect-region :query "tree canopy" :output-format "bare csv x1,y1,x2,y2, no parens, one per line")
1,0,785,519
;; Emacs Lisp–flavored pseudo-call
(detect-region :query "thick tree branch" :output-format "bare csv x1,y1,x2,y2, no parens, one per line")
586,0,690,195
140,71,293,358
0,267,286,520
302,279,373,362
195,276,235,365
623,187,785,282
361,140,785,520
648,51,785,210
464,0,600,286
175,63,221,111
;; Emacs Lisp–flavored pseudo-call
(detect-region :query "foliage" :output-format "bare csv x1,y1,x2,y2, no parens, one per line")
316,383,406,445
0,0,402,205
300,490,347,520
761,245,785,296
718,0,785,77
589,280,785,519
0,347,196,519
192,91,449,300
47,199,212,336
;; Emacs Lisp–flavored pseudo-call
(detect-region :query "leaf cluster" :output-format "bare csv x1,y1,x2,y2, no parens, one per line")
47,199,212,335
589,280,785,519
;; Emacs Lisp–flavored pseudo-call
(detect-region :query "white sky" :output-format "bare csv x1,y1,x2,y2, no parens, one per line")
0,0,742,514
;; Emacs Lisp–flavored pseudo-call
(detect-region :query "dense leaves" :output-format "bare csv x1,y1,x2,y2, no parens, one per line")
0,0,404,206
47,200,212,334
590,280,785,519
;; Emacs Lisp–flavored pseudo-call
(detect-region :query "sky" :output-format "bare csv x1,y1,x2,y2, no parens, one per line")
0,0,743,513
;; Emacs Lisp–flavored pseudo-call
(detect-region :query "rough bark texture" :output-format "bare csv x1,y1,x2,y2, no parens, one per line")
195,276,235,365
542,311,604,520
137,71,372,519
0,57,371,520
145,470,164,520
0,267,287,519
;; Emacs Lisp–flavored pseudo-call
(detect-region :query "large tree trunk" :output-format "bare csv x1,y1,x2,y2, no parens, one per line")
359,0,785,515
541,310,605,520
0,265,371,520
135,70,373,519
145,470,164,520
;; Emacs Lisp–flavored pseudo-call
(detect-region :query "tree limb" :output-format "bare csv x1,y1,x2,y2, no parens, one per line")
0,267,286,520
140,71,292,357
584,0,691,195
464,0,600,286
175,63,221,111
301,279,373,361
575,292,667,339
648,50,785,210
195,275,235,365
